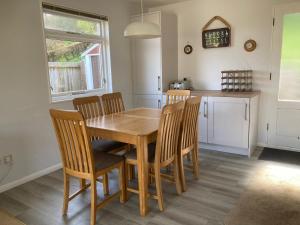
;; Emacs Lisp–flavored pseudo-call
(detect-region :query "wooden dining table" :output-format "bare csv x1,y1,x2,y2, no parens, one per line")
86,108,162,216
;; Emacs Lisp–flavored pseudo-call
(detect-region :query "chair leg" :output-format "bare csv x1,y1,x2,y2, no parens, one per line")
155,168,164,211
80,179,86,189
149,167,154,185
173,158,182,195
103,173,109,196
178,152,187,192
130,165,135,180
63,173,70,215
186,152,191,161
119,162,127,203
192,143,199,179
128,165,135,181
90,179,97,225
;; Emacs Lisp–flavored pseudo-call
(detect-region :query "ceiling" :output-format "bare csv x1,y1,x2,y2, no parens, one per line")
129,0,191,7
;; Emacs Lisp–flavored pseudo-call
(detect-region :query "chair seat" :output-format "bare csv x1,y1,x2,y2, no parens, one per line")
94,151,124,172
92,139,127,153
125,143,156,163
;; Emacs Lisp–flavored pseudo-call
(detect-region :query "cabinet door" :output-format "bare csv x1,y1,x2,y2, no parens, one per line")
134,94,162,109
198,97,208,143
207,97,249,148
131,13,162,95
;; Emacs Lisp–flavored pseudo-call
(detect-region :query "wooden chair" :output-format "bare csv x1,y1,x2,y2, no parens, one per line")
73,96,103,119
73,96,129,154
178,96,201,192
125,101,185,211
101,92,125,115
73,96,130,189
166,90,191,163
166,90,191,105
50,109,126,225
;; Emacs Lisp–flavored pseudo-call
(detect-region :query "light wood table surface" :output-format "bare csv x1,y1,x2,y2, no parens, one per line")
86,108,161,216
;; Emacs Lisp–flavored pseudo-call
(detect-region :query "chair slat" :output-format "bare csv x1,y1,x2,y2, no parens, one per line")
166,90,191,105
101,92,125,115
73,96,103,119
155,101,185,165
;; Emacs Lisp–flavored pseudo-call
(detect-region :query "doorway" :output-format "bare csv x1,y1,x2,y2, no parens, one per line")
269,2,300,150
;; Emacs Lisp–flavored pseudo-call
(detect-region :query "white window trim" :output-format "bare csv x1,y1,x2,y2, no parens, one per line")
41,4,112,103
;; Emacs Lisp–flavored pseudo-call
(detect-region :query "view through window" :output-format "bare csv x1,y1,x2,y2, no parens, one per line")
42,5,111,101
279,13,300,101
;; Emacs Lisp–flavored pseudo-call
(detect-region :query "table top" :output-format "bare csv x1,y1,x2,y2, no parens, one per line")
86,108,161,136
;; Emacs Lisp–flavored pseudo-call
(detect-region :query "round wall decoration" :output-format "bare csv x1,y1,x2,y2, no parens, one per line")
184,44,193,54
244,39,257,52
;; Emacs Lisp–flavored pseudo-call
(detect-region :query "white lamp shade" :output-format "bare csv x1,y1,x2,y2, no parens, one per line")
124,22,161,39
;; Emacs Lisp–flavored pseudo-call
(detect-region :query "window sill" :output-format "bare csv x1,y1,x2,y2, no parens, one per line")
50,90,107,103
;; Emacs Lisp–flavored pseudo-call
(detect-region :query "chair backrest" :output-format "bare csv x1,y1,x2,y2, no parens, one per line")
50,109,95,177
155,101,185,167
101,92,125,115
180,96,201,151
166,90,191,105
73,96,103,119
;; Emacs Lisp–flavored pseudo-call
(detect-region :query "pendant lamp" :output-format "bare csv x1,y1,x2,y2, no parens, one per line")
124,0,161,39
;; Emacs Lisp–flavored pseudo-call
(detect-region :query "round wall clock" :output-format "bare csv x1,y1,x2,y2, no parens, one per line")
244,39,257,52
184,44,193,54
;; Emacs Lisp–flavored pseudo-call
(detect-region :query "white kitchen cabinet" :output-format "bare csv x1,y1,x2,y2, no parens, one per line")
133,95,162,109
193,92,259,157
198,96,208,143
131,11,178,107
207,97,249,148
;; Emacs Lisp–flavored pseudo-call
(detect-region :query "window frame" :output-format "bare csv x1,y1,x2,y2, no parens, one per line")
41,5,112,103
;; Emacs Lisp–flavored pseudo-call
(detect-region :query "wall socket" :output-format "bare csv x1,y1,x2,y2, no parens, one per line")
2,154,13,166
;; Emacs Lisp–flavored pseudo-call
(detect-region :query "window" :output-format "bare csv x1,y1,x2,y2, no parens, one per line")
42,3,111,102
279,13,300,101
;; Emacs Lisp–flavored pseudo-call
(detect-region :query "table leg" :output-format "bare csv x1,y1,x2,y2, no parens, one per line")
136,136,149,216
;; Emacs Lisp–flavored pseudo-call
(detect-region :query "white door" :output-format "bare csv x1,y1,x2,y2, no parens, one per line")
269,3,300,150
207,97,249,148
198,96,208,143
131,12,162,95
133,94,162,109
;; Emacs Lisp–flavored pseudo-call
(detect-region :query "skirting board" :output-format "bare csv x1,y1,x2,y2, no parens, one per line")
200,143,249,157
257,142,300,153
0,163,62,194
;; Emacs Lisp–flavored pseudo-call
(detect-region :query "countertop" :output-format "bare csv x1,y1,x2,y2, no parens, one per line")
191,90,260,98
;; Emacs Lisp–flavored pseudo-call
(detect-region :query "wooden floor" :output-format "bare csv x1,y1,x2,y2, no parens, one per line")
0,149,260,225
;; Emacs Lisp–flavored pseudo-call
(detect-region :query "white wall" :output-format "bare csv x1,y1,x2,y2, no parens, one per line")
0,0,133,191
150,0,299,145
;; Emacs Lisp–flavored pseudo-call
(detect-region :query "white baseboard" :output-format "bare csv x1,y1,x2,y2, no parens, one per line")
257,142,300,152
200,143,249,156
0,163,62,194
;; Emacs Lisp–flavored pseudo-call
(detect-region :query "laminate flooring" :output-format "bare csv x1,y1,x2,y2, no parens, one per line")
0,149,262,225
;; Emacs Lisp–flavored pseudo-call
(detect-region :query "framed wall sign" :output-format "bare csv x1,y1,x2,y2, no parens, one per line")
202,16,231,49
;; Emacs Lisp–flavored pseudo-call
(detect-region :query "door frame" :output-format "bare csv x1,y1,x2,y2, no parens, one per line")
268,2,300,151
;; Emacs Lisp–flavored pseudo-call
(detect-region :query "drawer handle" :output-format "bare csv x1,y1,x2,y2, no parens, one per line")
204,102,208,118
245,103,248,120
158,76,161,91
158,99,161,109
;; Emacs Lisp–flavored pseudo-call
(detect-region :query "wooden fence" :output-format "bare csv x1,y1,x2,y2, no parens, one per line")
49,62,87,94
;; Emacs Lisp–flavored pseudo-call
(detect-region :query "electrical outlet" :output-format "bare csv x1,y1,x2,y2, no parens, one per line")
3,154,13,165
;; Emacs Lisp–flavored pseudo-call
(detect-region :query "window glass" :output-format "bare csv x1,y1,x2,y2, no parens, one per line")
43,12,101,36
42,6,111,102
279,13,300,101
46,39,104,96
